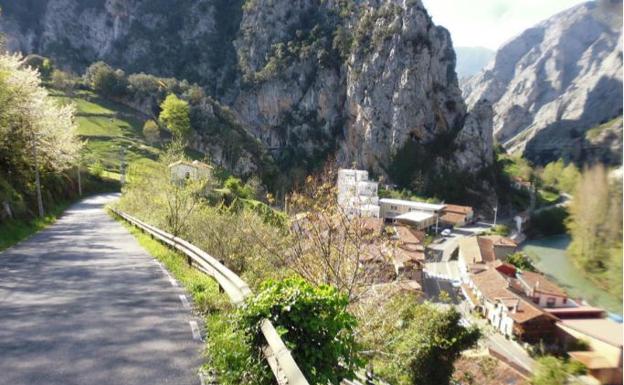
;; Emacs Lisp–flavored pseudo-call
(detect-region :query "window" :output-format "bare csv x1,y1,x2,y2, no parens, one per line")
532,297,539,304
562,297,567,304
185,171,191,179
546,298,556,308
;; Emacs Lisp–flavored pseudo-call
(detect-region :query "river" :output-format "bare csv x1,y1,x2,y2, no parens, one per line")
521,235,622,316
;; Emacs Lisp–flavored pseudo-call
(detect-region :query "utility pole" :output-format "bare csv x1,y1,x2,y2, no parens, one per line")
77,164,82,196
32,133,44,217
493,205,498,227
119,145,126,186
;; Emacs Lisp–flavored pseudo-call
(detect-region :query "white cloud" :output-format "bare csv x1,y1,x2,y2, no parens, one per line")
421,0,590,49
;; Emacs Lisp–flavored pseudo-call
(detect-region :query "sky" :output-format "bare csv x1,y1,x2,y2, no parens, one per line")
422,0,589,50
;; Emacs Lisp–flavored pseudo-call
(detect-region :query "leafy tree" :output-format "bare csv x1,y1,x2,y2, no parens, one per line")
541,159,564,188
359,297,481,385
238,277,363,385
506,252,536,272
23,54,53,80
532,356,568,385
159,94,191,141
0,53,81,216
567,165,622,298
558,163,580,194
84,61,128,97
142,119,160,144
51,69,76,93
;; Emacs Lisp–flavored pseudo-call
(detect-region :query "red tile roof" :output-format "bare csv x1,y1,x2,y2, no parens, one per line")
518,271,567,297
481,235,517,247
440,211,467,225
477,237,497,263
444,204,473,215
509,298,551,324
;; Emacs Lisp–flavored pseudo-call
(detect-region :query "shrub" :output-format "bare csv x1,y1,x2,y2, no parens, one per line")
51,69,77,92
23,54,53,80
84,61,128,97
506,252,536,272
142,119,160,144
238,277,363,385
159,94,191,141
359,298,481,385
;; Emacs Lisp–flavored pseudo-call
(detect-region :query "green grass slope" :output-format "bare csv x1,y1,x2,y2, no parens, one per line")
50,89,161,178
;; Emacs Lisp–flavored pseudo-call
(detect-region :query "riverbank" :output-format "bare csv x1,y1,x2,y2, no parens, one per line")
522,234,622,316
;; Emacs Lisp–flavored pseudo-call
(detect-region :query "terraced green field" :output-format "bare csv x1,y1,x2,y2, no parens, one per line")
50,90,161,177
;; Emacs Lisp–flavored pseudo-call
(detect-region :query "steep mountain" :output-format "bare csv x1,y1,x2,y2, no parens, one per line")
455,46,495,80
462,0,623,165
0,0,495,200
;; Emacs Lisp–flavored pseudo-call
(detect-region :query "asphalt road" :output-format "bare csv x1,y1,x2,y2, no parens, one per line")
0,194,203,385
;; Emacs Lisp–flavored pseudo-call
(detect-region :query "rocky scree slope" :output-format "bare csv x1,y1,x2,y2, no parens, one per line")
462,0,623,165
1,0,495,199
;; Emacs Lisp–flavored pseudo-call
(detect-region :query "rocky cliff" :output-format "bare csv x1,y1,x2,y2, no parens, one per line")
1,0,495,198
462,0,623,165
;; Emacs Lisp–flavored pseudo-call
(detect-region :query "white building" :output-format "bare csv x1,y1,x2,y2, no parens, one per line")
379,198,445,230
169,160,212,184
337,169,380,218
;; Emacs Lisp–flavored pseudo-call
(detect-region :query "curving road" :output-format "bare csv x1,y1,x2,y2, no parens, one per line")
0,194,203,385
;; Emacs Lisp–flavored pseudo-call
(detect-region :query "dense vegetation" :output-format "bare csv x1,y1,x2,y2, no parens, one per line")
531,355,586,385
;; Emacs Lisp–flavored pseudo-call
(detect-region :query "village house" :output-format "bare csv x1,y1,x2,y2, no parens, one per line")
457,236,518,282
379,198,445,230
358,220,424,290
558,318,623,385
392,225,425,284
168,160,212,183
480,235,518,260
440,204,474,227
464,267,559,343
512,270,569,308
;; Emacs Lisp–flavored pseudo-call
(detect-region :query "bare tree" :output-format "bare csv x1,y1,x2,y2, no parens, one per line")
284,168,392,302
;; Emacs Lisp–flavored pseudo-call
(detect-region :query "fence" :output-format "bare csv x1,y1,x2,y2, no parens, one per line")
111,208,309,385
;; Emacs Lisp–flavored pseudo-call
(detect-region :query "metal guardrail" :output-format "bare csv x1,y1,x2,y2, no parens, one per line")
111,209,309,385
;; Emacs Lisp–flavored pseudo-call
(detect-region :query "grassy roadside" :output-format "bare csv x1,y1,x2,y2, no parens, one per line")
110,211,227,312
0,201,71,252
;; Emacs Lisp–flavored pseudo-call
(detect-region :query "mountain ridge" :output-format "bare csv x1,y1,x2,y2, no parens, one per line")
462,0,623,165
0,0,496,202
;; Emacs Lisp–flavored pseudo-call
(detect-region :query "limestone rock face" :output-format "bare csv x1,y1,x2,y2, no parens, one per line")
453,99,494,172
1,0,495,186
0,0,232,95
462,0,623,165
340,1,468,175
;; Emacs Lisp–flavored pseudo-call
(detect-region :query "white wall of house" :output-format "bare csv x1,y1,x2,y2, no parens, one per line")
493,245,516,260
170,163,211,182
535,293,568,308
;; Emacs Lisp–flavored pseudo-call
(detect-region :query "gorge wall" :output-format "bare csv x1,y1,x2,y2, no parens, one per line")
463,0,623,166
1,0,495,200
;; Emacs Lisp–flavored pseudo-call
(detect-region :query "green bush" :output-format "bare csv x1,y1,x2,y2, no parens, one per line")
238,277,363,385
506,252,536,272
84,61,128,97
361,298,481,385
